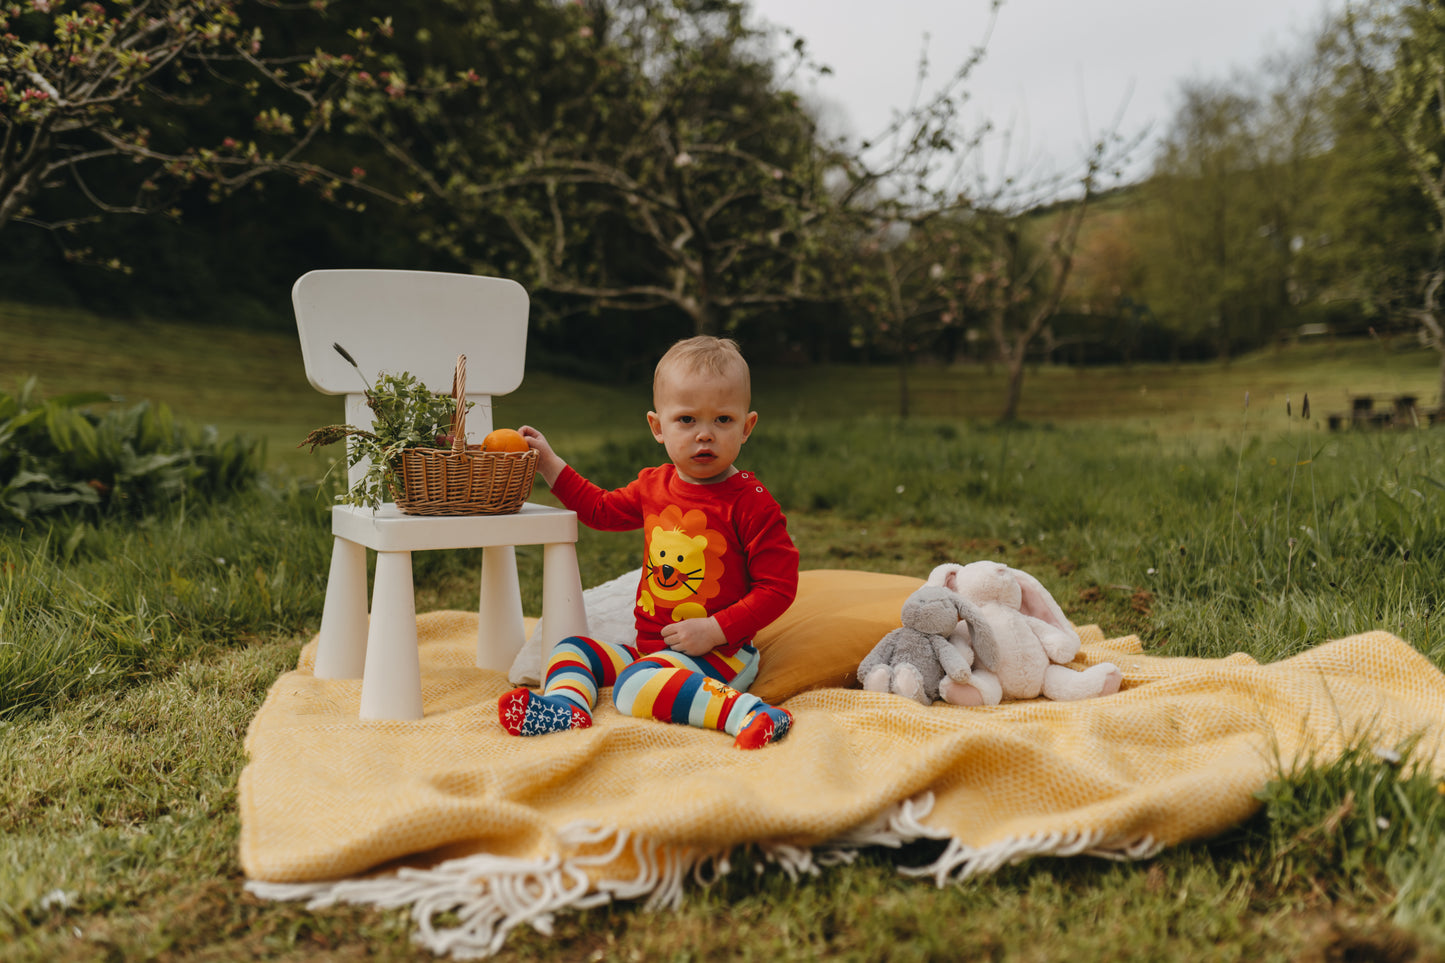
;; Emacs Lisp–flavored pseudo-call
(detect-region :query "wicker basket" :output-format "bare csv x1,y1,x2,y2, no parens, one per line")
392,355,537,516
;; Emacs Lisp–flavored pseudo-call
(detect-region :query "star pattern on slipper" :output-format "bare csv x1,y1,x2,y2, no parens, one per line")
498,687,591,736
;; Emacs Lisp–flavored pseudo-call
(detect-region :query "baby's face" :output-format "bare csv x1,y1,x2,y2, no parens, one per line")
647,369,757,484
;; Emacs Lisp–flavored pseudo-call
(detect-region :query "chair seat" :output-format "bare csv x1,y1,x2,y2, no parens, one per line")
315,501,588,721
332,501,577,550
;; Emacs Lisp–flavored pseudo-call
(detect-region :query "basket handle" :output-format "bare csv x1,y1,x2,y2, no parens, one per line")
450,354,467,452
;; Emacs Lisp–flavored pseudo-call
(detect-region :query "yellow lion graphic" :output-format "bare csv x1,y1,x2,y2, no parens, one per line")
638,506,726,622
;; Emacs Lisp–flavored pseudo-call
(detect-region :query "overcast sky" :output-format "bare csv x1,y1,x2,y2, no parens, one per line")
748,0,1344,190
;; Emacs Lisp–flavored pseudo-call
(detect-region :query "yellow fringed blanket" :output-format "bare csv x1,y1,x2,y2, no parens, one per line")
240,576,1445,957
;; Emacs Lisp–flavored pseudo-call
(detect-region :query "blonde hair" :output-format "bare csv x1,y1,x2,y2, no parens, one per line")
653,336,751,405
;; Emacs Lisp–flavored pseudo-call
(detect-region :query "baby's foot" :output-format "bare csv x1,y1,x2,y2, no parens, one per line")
498,687,592,736
733,706,792,749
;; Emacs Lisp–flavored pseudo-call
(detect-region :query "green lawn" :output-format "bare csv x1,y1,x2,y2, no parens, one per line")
3,301,1444,961
7,300,1440,475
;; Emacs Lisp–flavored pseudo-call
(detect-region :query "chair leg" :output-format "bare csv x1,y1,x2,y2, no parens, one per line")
315,536,369,679
539,541,589,667
360,550,424,720
477,545,526,671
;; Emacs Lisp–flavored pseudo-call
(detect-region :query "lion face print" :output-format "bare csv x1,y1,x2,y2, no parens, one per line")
647,527,712,603
638,505,726,622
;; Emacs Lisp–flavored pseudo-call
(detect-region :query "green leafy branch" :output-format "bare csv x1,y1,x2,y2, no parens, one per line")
300,344,463,509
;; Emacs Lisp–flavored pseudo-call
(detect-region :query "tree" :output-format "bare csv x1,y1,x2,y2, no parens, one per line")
351,0,838,342
1056,202,1151,366
823,0,1137,419
847,213,977,416
845,147,1111,423
335,0,1118,414
1139,82,1276,359
840,163,1111,422
972,170,1099,422
1303,73,1433,330
825,10,1000,416
1068,207,1146,316
1135,32,1346,363
1344,0,1445,406
0,0,395,262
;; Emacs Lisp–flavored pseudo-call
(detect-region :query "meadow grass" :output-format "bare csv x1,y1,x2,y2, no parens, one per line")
2,301,1444,960
6,299,1440,474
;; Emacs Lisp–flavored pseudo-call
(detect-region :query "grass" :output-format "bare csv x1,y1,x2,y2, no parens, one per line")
6,299,1440,475
2,300,1445,960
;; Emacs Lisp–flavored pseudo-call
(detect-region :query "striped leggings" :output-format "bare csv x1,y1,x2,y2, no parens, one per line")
542,635,768,734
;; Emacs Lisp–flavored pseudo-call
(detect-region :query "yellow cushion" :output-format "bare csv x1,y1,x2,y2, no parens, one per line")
749,569,923,704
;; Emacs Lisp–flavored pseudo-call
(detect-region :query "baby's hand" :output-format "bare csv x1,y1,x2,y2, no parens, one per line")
661,616,726,657
518,425,552,456
518,425,565,484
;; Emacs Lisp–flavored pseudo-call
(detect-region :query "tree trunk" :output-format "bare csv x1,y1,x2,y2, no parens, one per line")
685,298,718,337
1423,266,1445,409
1001,353,1026,422
882,249,912,418
897,353,911,418
1436,349,1445,414
0,150,46,233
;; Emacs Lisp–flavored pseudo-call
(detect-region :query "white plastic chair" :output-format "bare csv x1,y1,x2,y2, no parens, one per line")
293,268,589,720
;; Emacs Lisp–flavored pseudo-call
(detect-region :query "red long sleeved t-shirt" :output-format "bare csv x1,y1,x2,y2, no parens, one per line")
550,463,799,655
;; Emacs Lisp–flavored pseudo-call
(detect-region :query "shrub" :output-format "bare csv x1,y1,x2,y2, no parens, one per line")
0,378,263,524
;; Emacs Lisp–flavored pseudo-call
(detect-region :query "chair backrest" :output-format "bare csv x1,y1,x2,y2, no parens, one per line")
293,269,530,487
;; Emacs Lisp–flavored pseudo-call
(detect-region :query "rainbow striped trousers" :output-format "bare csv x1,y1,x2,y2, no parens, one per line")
541,636,766,734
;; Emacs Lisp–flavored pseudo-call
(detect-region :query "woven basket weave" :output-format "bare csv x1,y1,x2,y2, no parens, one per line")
392,355,536,516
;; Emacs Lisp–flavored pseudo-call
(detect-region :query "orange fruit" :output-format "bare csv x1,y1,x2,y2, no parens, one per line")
482,427,529,453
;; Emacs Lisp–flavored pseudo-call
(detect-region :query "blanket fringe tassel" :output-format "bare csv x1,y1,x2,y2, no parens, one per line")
245,793,1160,959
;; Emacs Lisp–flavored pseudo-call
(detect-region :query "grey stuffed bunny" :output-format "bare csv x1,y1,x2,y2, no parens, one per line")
857,585,995,706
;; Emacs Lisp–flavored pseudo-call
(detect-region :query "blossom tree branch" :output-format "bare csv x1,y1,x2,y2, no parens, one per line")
0,0,406,265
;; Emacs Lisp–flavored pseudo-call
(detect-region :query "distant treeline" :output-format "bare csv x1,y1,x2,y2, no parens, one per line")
2,0,1440,387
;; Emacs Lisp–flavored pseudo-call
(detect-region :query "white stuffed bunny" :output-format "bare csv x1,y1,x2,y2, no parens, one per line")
926,561,1122,703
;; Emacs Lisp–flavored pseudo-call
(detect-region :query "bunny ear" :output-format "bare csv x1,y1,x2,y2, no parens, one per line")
926,563,964,592
1011,568,1075,636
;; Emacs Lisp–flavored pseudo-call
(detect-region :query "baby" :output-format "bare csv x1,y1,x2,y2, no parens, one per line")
499,335,798,748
